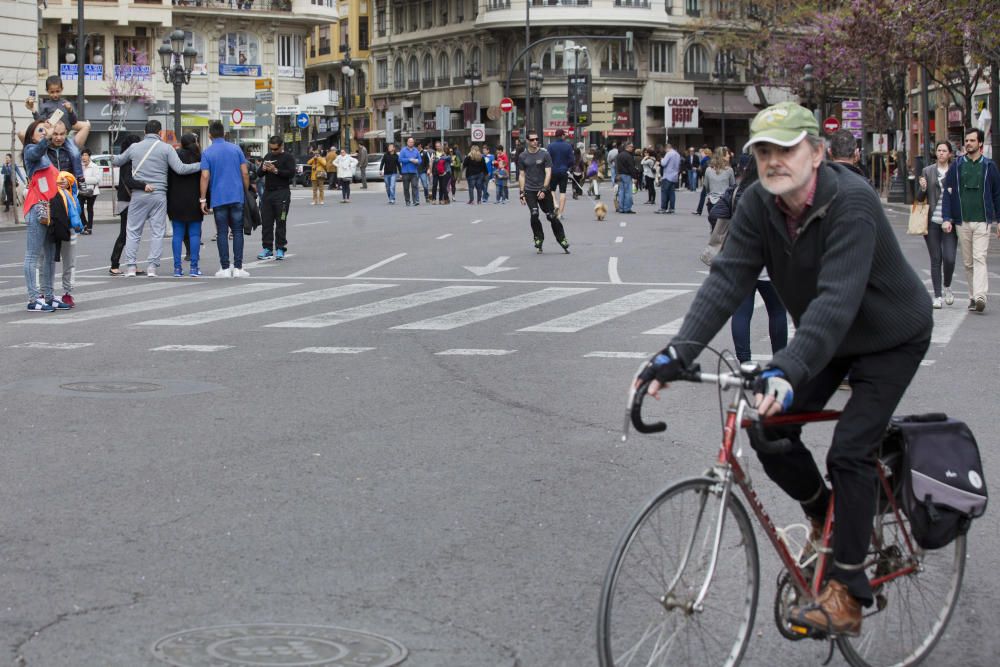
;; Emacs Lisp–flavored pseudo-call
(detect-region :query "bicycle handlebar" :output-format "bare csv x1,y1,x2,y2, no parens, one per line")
625,364,801,455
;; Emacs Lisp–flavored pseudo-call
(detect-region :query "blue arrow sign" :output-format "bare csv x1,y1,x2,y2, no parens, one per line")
296,112,310,129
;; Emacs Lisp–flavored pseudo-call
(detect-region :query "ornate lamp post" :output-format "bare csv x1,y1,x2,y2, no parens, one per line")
340,47,356,151
65,30,103,122
158,29,197,138
529,62,544,135
713,52,739,149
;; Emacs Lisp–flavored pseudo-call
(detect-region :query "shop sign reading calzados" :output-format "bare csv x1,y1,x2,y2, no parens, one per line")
665,97,699,129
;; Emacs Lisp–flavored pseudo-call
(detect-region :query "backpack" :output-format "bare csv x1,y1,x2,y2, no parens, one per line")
883,414,987,550
436,157,447,176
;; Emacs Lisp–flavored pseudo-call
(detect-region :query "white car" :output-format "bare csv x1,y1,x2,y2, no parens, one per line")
89,154,119,188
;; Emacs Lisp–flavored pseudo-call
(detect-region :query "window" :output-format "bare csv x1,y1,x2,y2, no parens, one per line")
113,36,151,76
485,43,498,75
318,26,331,55
470,46,481,71
359,17,370,50
409,3,419,31
377,58,388,88
685,0,701,16
439,0,448,25
684,43,709,78
650,41,676,73
278,35,304,77
453,49,464,78
376,5,387,37
339,19,349,52
422,53,434,84
394,5,404,34
356,70,366,106
38,33,48,71
393,57,404,89
438,52,449,81
423,1,433,28
219,32,260,69
602,42,634,72
408,55,419,86
455,0,464,21
182,32,207,75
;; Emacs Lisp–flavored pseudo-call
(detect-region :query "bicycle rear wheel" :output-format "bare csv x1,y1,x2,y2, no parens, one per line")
837,509,966,667
597,477,759,667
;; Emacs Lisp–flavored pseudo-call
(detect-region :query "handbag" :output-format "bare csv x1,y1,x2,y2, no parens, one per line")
907,202,929,235
699,218,731,266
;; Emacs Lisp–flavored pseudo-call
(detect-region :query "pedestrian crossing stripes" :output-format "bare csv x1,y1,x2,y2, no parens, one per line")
137,283,385,326
931,307,967,345
9,341,94,350
265,285,494,329
0,281,187,315
518,289,689,333
393,287,593,331
12,283,286,324
292,347,375,354
436,349,516,356
151,345,233,352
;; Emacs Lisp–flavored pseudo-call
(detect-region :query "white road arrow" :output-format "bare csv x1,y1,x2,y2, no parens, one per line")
463,256,518,276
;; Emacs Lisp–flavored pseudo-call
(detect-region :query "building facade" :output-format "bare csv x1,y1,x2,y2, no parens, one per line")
38,0,338,154
366,0,764,153
1,0,40,164
303,0,372,153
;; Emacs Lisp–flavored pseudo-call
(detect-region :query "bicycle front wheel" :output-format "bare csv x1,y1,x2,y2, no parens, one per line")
598,477,759,667
837,510,966,667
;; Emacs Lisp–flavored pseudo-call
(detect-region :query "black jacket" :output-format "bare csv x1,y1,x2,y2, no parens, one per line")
615,150,640,179
672,162,932,388
257,151,296,192
167,147,203,222
380,152,401,175
462,156,488,177
116,162,147,203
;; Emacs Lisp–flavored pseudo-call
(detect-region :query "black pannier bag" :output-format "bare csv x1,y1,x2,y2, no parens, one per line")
883,414,988,550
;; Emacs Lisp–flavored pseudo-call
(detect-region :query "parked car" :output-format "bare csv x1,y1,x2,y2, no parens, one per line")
293,155,311,187
359,153,384,183
89,153,119,188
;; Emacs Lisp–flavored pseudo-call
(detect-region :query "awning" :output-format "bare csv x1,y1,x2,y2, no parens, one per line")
410,128,501,140
698,93,760,118
363,129,387,139
646,126,702,135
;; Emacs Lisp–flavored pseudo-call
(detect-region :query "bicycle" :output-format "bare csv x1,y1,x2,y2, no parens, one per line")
597,356,966,667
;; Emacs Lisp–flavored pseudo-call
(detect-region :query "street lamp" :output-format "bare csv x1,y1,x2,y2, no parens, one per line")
529,62,544,136
66,31,103,123
712,52,739,149
158,29,196,138
463,64,481,126
340,47,356,152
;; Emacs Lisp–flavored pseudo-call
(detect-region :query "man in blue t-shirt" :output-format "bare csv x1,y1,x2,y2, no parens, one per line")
546,129,575,217
200,120,249,277
398,137,422,206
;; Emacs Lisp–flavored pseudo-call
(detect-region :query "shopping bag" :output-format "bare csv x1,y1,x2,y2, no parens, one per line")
907,202,929,235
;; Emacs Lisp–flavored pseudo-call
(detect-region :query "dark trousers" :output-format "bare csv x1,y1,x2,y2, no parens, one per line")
359,165,368,188
78,195,97,230
433,173,450,202
524,189,566,245
644,176,656,202
339,178,352,200
467,174,485,202
401,173,420,204
696,185,708,214
730,280,787,363
924,222,957,297
757,335,929,604
659,179,677,212
260,189,291,251
110,208,128,269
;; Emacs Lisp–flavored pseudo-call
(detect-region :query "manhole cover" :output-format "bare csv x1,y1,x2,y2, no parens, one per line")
60,381,163,394
151,624,407,667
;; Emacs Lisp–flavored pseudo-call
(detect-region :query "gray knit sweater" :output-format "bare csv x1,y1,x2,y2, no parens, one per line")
670,161,932,388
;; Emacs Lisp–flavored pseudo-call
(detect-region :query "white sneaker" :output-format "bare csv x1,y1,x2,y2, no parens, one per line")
215,267,232,278
125,266,136,277
944,287,954,305
146,266,157,278
932,296,943,309
232,267,250,278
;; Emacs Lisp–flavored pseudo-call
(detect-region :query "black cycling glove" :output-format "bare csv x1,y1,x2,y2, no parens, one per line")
637,346,684,385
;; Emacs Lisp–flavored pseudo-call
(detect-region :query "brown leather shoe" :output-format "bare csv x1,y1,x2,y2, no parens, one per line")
787,580,862,636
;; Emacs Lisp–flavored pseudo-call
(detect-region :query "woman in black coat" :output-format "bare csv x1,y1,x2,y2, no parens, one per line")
167,133,204,277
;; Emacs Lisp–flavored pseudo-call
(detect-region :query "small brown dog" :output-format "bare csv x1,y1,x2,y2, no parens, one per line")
594,201,607,221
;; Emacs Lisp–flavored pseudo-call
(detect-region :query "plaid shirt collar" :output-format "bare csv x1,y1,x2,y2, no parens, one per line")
775,171,819,240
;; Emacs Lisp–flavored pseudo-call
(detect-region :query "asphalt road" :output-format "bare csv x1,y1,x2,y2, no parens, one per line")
0,183,997,666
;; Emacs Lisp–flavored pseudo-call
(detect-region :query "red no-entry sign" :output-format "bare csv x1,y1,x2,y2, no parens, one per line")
499,97,514,113
823,116,840,134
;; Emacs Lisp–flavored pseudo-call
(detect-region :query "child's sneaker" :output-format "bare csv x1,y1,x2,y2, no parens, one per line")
61,293,75,308
27,299,55,312
47,297,71,310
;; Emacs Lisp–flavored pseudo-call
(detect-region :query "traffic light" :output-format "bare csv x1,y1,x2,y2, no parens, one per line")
567,73,591,127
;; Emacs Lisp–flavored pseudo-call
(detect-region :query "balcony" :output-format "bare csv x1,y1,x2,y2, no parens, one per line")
480,0,665,28
172,0,338,25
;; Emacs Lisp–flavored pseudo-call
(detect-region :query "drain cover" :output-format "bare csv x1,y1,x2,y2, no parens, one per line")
60,381,163,394
151,624,407,667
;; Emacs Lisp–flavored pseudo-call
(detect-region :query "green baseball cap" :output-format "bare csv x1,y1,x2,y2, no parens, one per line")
743,102,819,152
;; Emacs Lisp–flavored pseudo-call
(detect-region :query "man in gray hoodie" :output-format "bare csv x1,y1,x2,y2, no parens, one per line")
112,120,201,277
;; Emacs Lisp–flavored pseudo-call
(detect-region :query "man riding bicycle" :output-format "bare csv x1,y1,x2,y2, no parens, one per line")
638,102,932,636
